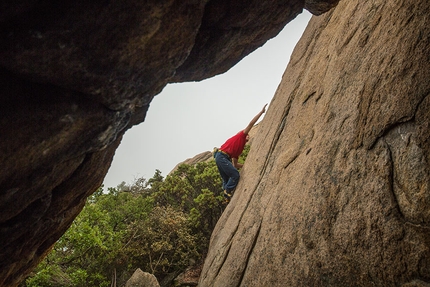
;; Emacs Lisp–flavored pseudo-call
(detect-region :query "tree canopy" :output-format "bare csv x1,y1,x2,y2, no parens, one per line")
22,146,253,287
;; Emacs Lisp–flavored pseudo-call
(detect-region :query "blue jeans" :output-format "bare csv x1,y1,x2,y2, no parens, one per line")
215,151,240,193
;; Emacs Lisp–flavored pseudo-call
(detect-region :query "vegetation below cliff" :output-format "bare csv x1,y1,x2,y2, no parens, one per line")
22,147,250,287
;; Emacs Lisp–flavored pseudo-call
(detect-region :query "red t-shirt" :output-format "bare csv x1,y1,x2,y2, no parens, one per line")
220,131,247,159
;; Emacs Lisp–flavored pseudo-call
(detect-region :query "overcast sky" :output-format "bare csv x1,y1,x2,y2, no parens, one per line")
103,11,312,189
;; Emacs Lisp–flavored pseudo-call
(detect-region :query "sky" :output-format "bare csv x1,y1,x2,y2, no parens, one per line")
103,11,312,189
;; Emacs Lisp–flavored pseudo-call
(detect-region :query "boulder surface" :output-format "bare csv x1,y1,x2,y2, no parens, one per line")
125,269,160,287
199,0,430,286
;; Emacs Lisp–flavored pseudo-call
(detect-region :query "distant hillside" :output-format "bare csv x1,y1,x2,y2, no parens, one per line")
169,151,213,175
168,125,260,175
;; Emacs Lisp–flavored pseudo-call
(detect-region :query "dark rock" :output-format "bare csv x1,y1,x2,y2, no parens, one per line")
174,264,202,286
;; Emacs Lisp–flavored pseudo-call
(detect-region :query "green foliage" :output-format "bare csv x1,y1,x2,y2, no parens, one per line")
25,187,154,287
24,146,251,287
125,206,199,278
25,264,72,287
153,162,223,211
149,160,225,257
239,144,250,165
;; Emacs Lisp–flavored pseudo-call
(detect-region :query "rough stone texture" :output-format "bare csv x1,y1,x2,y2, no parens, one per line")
125,268,160,287
172,0,315,82
0,0,339,286
174,264,203,286
199,0,430,286
0,0,334,110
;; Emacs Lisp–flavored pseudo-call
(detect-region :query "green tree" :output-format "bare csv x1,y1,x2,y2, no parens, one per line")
150,160,225,256
189,161,225,240
25,146,251,286
25,186,154,287
238,144,250,165
124,205,199,280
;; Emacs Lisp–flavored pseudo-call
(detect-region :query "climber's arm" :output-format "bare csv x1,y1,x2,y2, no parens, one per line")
243,104,267,135
232,158,243,169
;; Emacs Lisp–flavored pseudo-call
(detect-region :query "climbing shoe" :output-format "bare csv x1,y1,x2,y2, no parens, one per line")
223,190,232,204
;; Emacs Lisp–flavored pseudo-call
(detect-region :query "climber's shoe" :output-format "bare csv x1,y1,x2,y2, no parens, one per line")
223,190,232,204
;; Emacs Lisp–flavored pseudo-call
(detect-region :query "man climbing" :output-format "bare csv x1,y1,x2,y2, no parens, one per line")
214,104,267,203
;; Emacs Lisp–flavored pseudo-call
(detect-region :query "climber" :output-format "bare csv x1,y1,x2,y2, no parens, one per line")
214,104,267,203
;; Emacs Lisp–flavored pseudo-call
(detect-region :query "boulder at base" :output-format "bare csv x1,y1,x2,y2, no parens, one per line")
125,269,160,287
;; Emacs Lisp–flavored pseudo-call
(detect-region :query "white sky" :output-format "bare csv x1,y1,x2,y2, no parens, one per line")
103,11,312,188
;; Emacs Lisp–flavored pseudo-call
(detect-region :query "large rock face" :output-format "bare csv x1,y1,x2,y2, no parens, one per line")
0,0,338,286
200,0,430,286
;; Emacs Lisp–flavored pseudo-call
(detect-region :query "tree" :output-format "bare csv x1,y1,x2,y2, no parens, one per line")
25,187,154,286
24,146,251,286
124,206,199,281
